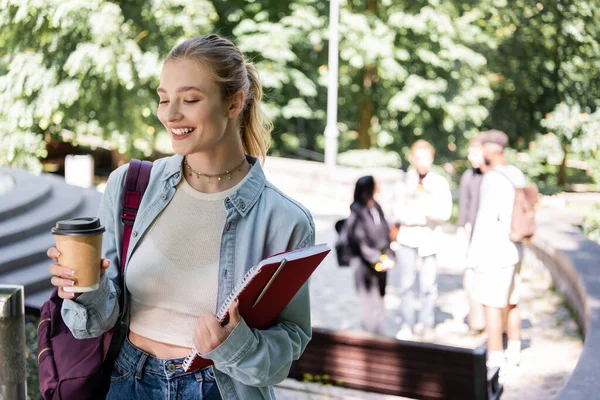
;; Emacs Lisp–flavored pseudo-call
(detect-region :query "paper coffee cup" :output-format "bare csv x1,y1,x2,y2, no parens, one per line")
51,217,105,293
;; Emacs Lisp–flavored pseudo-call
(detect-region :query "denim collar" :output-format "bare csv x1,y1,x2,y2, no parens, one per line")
162,154,266,216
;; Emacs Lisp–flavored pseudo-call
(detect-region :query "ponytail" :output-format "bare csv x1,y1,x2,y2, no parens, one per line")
242,64,272,163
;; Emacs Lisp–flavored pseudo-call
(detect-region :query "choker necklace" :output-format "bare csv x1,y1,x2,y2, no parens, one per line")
184,157,247,183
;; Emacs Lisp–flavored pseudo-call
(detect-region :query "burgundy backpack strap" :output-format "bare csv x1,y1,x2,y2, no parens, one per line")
121,159,153,275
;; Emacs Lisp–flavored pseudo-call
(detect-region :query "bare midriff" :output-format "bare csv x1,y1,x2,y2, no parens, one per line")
128,330,192,359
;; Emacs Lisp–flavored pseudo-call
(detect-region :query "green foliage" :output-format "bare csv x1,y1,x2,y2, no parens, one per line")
1,0,600,180
581,204,600,245
479,0,600,147
0,130,47,173
25,314,41,400
337,148,401,168
336,0,494,154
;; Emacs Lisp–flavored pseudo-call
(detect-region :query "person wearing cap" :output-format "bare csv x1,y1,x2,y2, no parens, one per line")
466,129,526,373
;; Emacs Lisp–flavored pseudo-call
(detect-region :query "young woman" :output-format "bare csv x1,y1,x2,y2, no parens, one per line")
47,34,314,399
347,176,394,335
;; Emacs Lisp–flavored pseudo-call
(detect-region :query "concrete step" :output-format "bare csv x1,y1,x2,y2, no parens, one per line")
0,185,103,312
0,260,52,299
0,230,54,274
0,169,52,222
0,179,84,245
0,189,101,272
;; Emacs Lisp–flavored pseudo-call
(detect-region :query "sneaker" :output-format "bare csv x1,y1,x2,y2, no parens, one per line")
395,324,413,340
413,322,425,336
504,349,521,367
421,327,436,342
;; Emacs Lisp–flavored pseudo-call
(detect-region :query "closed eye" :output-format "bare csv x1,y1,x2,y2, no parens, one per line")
159,100,169,105
184,100,200,104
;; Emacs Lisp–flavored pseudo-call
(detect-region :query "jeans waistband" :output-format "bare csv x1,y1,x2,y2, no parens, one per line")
119,336,212,380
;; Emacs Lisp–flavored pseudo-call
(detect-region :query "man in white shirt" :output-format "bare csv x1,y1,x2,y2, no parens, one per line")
391,140,452,340
467,130,526,372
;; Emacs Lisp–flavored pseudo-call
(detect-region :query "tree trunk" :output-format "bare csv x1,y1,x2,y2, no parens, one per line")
358,66,375,149
358,0,378,149
558,142,568,186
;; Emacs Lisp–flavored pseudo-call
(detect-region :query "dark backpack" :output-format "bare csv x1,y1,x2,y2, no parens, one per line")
497,169,539,242
334,213,358,267
38,159,152,400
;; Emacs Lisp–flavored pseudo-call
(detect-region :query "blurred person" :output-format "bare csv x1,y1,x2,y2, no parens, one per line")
466,130,526,372
391,140,452,341
47,34,315,399
457,137,486,333
457,137,486,237
347,176,395,335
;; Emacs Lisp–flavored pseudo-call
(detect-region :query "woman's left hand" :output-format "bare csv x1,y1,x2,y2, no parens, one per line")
193,299,241,354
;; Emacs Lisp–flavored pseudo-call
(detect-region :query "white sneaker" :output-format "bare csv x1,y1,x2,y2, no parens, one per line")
421,327,436,342
505,349,521,367
395,324,413,340
413,322,425,336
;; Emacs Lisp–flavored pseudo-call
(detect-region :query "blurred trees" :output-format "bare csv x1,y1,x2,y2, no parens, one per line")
479,0,600,184
1,0,599,185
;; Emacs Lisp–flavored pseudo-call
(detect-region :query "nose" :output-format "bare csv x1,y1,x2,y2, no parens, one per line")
165,102,183,122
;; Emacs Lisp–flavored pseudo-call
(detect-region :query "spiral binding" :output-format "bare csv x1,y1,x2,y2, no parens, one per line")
216,263,261,321
182,264,260,372
182,346,198,371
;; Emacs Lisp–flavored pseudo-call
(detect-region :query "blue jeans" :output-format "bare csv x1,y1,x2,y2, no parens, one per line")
395,245,438,328
106,337,222,400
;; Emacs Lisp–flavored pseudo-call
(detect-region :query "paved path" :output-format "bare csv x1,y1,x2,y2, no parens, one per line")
275,211,582,399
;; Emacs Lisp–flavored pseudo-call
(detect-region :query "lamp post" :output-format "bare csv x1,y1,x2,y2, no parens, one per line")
324,0,340,167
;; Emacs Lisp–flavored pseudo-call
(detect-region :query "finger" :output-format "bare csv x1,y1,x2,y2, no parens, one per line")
100,259,111,276
47,247,60,262
48,264,75,279
51,276,75,289
226,299,241,329
195,318,212,352
203,313,223,335
58,287,76,300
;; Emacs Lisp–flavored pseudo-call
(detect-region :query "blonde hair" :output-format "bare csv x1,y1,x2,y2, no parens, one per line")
166,34,272,162
411,139,435,156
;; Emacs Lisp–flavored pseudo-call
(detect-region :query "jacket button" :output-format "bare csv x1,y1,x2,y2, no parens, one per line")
132,231,138,237
161,194,167,200
239,200,245,210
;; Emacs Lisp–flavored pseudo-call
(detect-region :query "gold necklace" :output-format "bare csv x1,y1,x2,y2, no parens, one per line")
183,157,247,183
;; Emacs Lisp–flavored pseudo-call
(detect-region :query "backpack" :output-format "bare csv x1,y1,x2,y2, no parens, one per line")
497,169,539,242
38,159,153,400
334,213,358,267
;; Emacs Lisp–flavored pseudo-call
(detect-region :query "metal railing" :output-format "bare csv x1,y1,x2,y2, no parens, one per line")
0,285,27,400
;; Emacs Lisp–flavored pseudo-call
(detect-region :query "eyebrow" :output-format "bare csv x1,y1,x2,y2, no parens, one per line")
157,86,205,94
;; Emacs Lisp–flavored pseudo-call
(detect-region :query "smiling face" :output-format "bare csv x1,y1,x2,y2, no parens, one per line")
157,59,239,156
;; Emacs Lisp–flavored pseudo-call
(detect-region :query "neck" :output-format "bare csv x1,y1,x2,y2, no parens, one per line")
490,154,507,169
183,141,250,193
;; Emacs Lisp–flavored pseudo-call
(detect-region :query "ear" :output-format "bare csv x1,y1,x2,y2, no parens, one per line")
227,91,245,119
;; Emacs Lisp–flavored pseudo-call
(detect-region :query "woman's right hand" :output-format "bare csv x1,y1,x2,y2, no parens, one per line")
47,247,111,300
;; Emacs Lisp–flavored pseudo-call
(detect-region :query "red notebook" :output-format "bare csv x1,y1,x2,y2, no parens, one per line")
183,243,331,371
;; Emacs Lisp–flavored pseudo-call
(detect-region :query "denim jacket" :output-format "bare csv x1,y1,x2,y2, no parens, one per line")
61,154,315,399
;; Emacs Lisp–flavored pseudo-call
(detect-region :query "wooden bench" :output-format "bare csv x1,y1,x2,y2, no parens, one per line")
289,328,502,400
